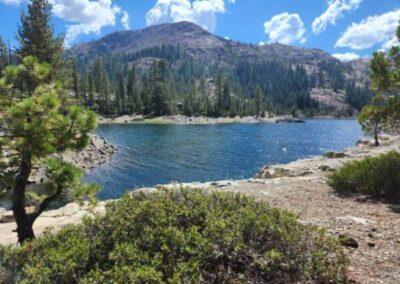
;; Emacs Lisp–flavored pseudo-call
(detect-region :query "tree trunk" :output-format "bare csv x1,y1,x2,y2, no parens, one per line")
12,152,34,244
374,123,380,147
16,218,35,243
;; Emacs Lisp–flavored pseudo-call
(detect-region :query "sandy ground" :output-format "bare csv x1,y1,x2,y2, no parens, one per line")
1,136,400,283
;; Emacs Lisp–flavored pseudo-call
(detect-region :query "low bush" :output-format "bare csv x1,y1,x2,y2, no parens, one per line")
0,189,348,283
328,151,400,199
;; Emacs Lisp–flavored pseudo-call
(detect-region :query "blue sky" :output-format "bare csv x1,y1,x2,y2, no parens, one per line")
0,0,399,61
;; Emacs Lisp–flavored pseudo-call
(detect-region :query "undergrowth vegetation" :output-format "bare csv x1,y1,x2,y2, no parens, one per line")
0,189,348,283
328,151,400,199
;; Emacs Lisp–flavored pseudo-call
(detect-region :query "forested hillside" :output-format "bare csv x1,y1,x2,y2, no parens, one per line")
67,22,371,117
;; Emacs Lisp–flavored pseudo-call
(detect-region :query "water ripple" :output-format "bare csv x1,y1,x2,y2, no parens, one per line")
84,120,363,200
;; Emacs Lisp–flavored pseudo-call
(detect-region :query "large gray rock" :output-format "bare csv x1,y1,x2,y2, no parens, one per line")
256,166,291,179
91,136,106,149
336,216,376,226
256,166,313,179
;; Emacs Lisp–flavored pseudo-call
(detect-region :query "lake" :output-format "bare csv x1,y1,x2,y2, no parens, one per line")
84,119,363,200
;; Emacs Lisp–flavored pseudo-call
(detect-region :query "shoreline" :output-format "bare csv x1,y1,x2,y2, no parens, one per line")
97,114,352,125
1,136,399,282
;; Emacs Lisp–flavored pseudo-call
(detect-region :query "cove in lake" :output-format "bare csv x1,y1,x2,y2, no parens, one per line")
85,119,362,200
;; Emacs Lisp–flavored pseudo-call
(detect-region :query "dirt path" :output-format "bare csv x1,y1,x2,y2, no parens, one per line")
207,178,400,284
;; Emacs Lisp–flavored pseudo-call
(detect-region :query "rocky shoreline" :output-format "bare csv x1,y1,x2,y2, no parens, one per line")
98,114,307,125
1,136,400,283
64,135,118,172
27,135,118,185
0,135,118,211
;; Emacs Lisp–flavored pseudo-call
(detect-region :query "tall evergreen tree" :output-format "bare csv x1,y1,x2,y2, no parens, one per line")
71,59,79,100
359,22,400,146
87,74,95,107
17,0,64,75
255,85,263,118
127,66,138,114
215,73,224,116
117,72,126,114
0,57,98,243
0,36,10,74
222,81,231,116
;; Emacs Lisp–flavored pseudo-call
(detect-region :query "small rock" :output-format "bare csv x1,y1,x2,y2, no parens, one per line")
339,234,359,248
211,180,239,188
356,139,370,146
368,242,376,248
354,195,370,203
323,151,348,159
318,165,335,172
347,216,376,225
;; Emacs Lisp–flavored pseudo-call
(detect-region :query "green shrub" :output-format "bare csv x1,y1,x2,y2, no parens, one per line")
328,151,400,198
0,189,348,283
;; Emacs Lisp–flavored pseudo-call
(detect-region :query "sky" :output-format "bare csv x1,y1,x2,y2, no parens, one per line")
0,0,399,61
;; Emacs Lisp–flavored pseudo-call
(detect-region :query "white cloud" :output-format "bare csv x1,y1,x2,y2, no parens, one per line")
258,41,266,46
1,0,131,45
51,0,130,45
332,52,360,61
335,9,400,50
312,0,362,34
263,12,306,45
146,0,234,32
121,10,130,30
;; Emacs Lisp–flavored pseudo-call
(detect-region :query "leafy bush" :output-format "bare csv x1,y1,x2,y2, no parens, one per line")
328,151,400,198
0,189,348,283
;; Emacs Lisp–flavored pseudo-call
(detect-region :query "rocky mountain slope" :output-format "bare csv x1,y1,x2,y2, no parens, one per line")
68,21,372,113
69,21,340,65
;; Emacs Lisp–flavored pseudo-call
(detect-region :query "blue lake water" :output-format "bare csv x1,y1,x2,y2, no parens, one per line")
84,119,363,200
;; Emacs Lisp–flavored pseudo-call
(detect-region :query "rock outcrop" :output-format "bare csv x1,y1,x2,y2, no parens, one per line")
65,135,118,172
28,135,118,184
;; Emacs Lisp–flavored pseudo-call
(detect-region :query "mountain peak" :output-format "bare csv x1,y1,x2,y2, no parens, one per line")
69,21,340,66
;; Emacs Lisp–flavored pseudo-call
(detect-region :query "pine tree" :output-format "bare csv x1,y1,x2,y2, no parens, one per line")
71,59,79,100
87,74,95,107
79,69,88,104
358,96,385,146
0,57,98,243
0,36,10,74
222,81,231,116
117,72,126,114
215,73,224,116
127,66,138,114
17,0,64,75
255,85,263,117
150,60,169,116
359,22,400,145
141,79,152,115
